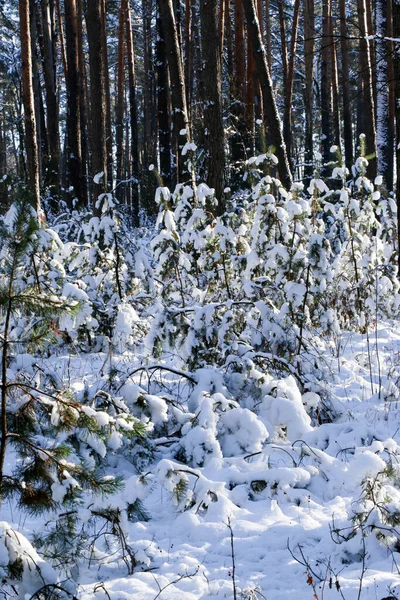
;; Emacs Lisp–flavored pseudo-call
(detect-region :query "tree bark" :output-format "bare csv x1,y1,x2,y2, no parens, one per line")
126,1,140,221
55,0,67,80
375,0,390,183
265,0,272,74
19,0,41,213
329,6,341,150
303,0,314,182
76,0,88,204
115,0,125,201
386,0,395,190
242,0,292,189
159,0,191,184
232,0,246,162
200,0,226,209
185,0,193,118
339,0,353,172
65,0,84,206
86,0,107,202
157,11,172,189
393,0,400,273
30,4,44,190
39,0,60,196
357,0,377,177
101,0,113,188
321,0,333,169
280,0,300,168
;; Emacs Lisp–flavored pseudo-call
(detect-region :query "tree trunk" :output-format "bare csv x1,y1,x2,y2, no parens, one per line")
339,0,353,172
232,0,246,163
265,0,272,73
19,0,41,213
321,0,333,169
242,0,292,189
115,0,125,200
30,4,44,190
55,0,67,80
246,34,256,154
329,7,341,150
225,0,233,95
142,0,153,170
392,0,400,274
101,0,113,188
386,0,395,190
303,0,314,182
357,0,377,177
76,0,88,204
280,0,300,168
39,0,60,196
159,0,191,184
157,11,172,189
126,1,140,221
375,0,390,183
65,0,84,206
200,0,226,209
86,0,107,202
185,0,192,118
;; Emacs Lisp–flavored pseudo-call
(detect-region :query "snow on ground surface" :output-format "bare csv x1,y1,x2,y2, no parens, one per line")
4,321,400,600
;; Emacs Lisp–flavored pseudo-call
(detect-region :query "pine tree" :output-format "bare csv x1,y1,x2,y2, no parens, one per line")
0,195,146,512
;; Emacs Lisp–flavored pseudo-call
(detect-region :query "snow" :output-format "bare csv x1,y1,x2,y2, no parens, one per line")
4,321,397,600
2,168,400,600
94,171,105,184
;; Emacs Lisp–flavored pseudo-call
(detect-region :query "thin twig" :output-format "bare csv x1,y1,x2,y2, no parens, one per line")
226,517,237,600
151,567,199,600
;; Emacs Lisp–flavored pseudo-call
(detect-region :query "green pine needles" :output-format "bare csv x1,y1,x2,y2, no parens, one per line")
0,195,147,559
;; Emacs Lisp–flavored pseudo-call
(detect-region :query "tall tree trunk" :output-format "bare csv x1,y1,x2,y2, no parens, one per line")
55,0,67,80
39,0,60,196
242,0,292,189
278,0,289,154
142,0,153,169
246,34,256,154
65,0,84,206
157,11,172,189
159,0,191,184
303,0,314,182
366,0,376,106
375,0,390,183
185,0,192,118
329,6,341,149
30,5,44,190
265,0,272,73
321,0,333,169
19,0,41,213
76,0,88,204
357,0,377,177
86,0,107,202
101,0,113,188
280,0,300,168
386,0,395,190
255,0,263,132
200,0,226,209
219,0,225,64
393,0,400,273
232,0,246,163
126,1,140,221
115,0,125,200
339,0,353,172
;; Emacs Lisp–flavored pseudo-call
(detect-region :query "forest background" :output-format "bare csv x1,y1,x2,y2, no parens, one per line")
0,0,399,218
1,1,400,599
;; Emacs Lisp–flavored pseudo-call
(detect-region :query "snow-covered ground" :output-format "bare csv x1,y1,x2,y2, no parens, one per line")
4,321,399,600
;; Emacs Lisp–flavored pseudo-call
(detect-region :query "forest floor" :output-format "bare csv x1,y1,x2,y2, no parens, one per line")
4,320,400,600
